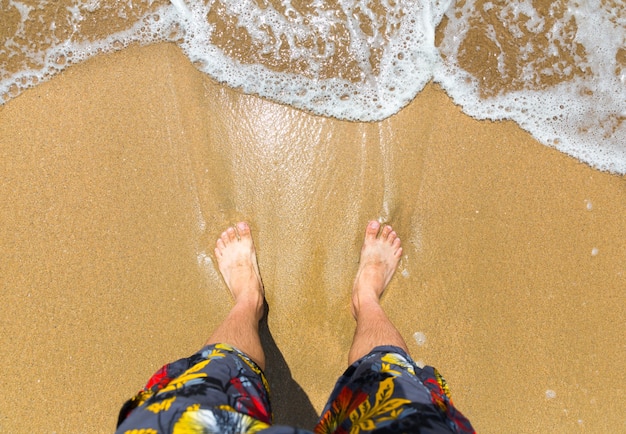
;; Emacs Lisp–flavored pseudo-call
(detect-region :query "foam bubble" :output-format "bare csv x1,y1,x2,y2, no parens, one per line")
413,331,427,346
196,251,213,267
545,389,557,399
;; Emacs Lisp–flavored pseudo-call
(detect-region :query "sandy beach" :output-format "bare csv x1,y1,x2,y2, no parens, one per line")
0,42,624,433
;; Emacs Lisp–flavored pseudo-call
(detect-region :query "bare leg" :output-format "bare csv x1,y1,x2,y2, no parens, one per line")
348,220,409,365
207,222,266,370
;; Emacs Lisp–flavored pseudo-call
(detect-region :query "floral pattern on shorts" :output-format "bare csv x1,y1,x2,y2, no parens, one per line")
116,343,273,433
116,344,474,434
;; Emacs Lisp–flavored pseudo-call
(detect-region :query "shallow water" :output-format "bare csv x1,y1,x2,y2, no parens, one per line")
1,0,624,173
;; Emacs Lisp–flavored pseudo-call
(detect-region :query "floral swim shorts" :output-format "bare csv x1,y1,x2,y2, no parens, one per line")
116,344,474,433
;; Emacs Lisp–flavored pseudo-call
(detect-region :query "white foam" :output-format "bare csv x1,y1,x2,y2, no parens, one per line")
0,0,624,174
197,250,221,282
0,3,179,103
413,331,427,346
196,251,213,267
435,0,626,173
172,0,450,121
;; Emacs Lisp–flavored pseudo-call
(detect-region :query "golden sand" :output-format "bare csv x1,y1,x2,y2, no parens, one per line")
0,43,624,433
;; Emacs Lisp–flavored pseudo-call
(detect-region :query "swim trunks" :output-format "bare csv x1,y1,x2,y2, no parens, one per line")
116,344,474,433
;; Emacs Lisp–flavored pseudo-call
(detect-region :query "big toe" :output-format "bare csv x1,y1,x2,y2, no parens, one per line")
236,222,252,239
365,220,381,240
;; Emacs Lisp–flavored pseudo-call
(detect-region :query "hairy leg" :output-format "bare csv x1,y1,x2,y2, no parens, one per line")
207,222,266,370
348,220,409,365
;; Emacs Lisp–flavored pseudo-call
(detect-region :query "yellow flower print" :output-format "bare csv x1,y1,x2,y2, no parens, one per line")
214,343,234,353
206,347,227,359
172,404,270,434
235,352,271,393
434,369,452,399
379,362,402,377
238,352,262,374
348,377,411,433
123,429,158,434
315,386,369,434
172,404,203,434
381,353,415,375
157,360,210,395
146,396,176,414
132,390,154,409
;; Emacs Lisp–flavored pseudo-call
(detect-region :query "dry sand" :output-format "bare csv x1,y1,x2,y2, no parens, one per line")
0,42,624,433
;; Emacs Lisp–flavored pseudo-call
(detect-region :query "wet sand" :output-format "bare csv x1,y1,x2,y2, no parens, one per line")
0,42,624,433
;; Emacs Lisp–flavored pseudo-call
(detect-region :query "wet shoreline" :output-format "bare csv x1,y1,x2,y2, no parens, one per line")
0,42,624,433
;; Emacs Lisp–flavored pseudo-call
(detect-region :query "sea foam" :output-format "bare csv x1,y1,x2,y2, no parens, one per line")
170,0,449,121
0,0,624,174
436,0,626,173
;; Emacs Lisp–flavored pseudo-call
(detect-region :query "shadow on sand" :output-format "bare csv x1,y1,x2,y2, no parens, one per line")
259,302,320,428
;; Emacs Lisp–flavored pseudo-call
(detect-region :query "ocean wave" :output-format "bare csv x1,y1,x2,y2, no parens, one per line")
0,0,624,173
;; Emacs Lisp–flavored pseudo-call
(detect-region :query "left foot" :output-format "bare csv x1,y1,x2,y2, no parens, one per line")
214,222,264,314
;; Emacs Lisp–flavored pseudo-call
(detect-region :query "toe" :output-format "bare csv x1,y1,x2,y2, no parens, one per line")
381,225,393,240
236,221,251,238
226,226,237,242
392,237,401,247
365,220,381,240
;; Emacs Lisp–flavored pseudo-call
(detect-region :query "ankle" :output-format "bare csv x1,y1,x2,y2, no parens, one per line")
351,292,382,318
234,294,265,321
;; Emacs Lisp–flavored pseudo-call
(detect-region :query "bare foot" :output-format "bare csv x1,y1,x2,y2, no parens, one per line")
214,222,264,313
352,220,403,317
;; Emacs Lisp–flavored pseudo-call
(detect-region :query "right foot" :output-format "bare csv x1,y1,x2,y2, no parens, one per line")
352,221,403,317
214,222,264,314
